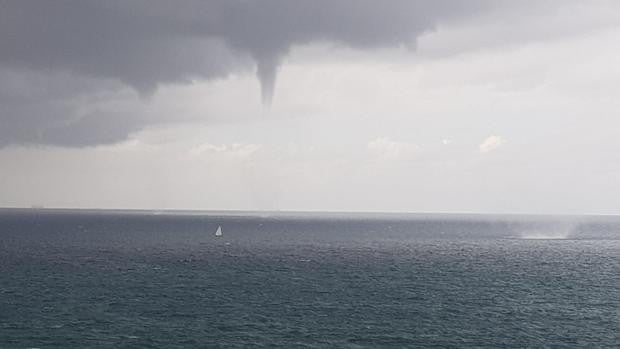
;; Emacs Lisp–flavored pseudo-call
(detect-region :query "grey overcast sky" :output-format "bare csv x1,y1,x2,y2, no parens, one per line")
1,0,620,213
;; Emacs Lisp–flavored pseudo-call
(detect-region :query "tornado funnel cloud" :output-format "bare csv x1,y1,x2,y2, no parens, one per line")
256,56,278,107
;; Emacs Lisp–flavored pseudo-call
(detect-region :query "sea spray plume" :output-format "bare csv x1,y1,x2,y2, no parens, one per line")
519,218,578,240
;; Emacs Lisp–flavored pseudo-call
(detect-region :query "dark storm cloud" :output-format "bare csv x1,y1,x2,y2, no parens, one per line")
0,0,488,146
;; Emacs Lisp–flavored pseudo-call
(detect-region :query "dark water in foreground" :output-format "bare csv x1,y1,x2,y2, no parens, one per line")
1,210,619,348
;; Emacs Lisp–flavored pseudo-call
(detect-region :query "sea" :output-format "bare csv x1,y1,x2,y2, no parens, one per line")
1,209,619,348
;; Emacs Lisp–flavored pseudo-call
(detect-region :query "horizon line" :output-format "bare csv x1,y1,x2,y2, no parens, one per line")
1,206,618,218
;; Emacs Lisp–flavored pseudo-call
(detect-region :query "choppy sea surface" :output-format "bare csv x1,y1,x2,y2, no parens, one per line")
1,209,619,348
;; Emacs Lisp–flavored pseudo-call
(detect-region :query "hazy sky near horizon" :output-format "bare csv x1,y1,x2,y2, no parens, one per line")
1,0,620,213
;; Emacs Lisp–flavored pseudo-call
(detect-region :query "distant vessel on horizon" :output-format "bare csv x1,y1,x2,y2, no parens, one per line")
215,225,223,237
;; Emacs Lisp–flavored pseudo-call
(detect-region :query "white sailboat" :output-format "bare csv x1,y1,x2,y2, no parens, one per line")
215,225,223,237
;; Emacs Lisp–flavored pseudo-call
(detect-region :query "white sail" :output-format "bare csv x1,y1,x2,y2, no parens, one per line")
215,225,223,237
